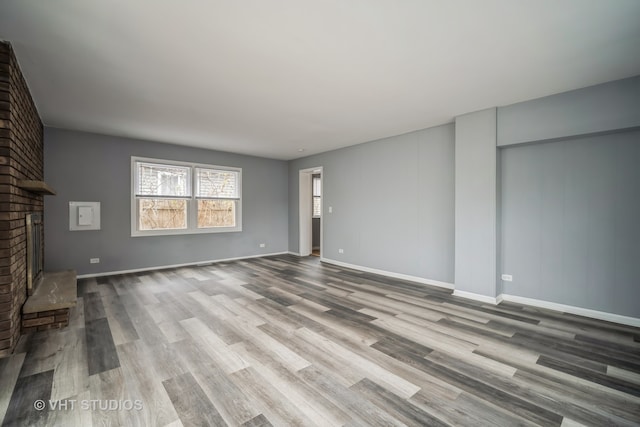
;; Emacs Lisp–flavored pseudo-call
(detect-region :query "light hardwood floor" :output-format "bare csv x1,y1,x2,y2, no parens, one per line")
1,254,639,426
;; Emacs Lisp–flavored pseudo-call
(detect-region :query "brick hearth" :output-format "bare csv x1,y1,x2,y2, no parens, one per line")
21,308,70,333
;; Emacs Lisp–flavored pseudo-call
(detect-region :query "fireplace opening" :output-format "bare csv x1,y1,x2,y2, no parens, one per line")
25,212,43,296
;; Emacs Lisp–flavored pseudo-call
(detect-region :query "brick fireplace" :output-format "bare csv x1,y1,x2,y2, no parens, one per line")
0,41,46,357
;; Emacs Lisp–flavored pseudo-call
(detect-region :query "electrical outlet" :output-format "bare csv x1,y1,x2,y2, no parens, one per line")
90,258,100,264
338,248,344,254
501,274,513,282
329,206,333,213
259,243,266,248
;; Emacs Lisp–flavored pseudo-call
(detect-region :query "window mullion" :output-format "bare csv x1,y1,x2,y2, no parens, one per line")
195,197,240,201
188,166,196,230
135,195,190,200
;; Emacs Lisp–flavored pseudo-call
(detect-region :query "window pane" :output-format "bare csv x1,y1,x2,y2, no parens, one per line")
196,168,238,198
137,162,189,196
313,177,321,196
313,196,321,217
198,199,236,228
139,199,187,230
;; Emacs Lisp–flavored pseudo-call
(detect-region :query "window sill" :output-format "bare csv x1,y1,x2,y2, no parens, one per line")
131,226,242,237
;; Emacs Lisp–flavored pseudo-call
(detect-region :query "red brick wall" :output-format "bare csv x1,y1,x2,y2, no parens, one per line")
0,41,44,356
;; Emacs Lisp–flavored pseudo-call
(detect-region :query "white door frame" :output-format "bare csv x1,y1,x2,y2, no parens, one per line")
299,167,322,257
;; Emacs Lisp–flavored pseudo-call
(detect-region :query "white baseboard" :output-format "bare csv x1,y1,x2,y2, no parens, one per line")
450,291,639,327
287,251,302,256
499,294,640,328
452,290,502,305
77,251,289,279
320,257,454,290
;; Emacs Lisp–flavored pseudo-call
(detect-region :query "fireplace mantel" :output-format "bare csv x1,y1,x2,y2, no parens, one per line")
17,180,56,195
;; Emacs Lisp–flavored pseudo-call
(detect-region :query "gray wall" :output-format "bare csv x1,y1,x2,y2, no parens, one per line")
454,108,498,297
497,75,640,146
500,129,640,317
496,74,640,318
44,128,288,275
289,124,455,284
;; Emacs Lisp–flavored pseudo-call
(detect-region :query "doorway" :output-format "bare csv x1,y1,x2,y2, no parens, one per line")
299,167,322,257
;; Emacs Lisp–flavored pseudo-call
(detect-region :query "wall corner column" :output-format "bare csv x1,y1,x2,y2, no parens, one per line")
454,108,499,302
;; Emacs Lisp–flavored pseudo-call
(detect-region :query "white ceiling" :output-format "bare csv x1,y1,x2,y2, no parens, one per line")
1,1,639,160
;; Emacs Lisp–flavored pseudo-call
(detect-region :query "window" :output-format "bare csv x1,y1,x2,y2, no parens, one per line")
195,167,239,229
312,175,321,217
132,157,241,236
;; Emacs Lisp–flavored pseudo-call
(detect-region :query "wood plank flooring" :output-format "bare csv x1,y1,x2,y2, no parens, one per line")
1,254,639,426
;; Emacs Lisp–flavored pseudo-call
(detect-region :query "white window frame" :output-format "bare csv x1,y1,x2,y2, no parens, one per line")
312,175,321,218
131,156,242,236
